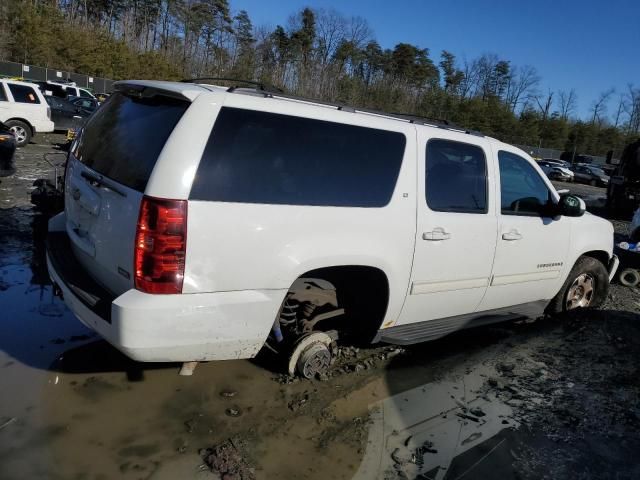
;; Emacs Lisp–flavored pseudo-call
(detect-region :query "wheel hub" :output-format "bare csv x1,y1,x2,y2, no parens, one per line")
287,332,333,378
297,343,331,379
566,273,595,310
10,126,26,143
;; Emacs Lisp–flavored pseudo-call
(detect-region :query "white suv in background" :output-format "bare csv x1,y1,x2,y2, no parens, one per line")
47,80,619,377
0,79,55,146
37,80,96,100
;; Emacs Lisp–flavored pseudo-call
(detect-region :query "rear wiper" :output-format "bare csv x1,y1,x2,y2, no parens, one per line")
81,171,127,197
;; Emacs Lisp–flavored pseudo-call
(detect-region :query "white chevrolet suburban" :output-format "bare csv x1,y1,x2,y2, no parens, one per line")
46,80,619,377
0,79,55,147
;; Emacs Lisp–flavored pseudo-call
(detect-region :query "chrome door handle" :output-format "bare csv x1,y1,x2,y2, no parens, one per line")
423,228,451,241
502,230,522,241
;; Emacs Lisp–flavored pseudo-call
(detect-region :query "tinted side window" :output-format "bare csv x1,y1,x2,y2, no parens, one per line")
425,139,487,213
0,84,7,102
499,151,551,216
79,89,93,98
75,92,189,191
8,84,40,104
190,107,406,207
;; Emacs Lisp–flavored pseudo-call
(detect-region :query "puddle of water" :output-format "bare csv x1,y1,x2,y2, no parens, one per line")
353,364,518,480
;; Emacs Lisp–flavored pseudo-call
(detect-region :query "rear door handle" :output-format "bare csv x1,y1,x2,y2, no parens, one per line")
423,228,451,241
502,230,523,241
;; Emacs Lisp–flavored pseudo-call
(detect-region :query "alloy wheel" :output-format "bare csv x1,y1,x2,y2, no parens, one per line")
9,126,26,144
565,273,595,310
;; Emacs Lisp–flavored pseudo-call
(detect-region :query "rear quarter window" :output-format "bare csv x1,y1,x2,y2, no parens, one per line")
8,84,40,104
74,92,189,192
190,107,406,207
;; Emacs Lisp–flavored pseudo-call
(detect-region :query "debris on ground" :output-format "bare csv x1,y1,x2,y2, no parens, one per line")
200,437,256,480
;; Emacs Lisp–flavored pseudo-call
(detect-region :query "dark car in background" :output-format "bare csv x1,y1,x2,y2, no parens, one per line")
571,164,610,187
0,121,17,177
45,95,99,131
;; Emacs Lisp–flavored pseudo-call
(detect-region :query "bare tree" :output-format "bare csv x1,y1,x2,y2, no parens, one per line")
590,88,615,125
612,92,627,128
345,15,371,49
459,57,479,99
314,9,346,67
534,89,554,121
622,84,640,134
558,89,577,120
504,65,540,112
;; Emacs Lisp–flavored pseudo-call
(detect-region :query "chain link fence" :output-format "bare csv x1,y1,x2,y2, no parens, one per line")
0,60,114,93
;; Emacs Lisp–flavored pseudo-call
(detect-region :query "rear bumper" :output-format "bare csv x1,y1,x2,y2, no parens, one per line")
46,222,285,362
33,119,55,134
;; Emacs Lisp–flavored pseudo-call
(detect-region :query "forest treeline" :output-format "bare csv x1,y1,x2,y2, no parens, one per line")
1,0,639,156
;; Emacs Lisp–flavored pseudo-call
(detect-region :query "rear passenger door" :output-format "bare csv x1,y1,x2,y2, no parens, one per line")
478,149,571,311
397,133,497,325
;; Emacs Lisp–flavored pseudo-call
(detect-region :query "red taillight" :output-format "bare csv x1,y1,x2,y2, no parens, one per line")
134,196,187,294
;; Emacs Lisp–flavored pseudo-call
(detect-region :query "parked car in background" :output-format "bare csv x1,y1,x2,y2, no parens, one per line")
571,164,610,187
35,80,96,100
537,160,574,182
542,158,571,168
0,79,55,147
47,80,618,378
0,121,17,177
46,95,99,131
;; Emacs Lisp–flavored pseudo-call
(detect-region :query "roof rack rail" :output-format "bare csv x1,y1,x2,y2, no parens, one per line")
180,77,284,94
389,112,452,126
222,85,486,137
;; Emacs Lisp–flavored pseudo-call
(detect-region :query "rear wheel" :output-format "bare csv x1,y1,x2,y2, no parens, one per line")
590,179,597,186
546,256,609,315
5,120,31,147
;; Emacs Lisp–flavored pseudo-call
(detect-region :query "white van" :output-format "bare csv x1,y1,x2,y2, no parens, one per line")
47,80,619,377
0,79,55,146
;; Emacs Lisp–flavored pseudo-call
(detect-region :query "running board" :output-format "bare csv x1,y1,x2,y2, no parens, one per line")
375,301,547,345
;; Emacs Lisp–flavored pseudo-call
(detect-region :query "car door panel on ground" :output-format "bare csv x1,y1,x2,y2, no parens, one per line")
479,149,571,311
397,134,498,325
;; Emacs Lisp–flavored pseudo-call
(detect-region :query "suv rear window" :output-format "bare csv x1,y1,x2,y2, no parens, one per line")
190,107,406,207
74,92,189,191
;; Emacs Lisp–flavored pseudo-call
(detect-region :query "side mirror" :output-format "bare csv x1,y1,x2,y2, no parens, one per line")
558,194,585,217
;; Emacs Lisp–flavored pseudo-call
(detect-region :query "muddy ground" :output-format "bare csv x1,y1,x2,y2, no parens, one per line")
1,137,639,480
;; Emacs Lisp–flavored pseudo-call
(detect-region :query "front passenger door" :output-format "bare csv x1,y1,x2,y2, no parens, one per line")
479,150,571,311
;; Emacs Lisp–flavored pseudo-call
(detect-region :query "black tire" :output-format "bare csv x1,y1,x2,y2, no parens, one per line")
619,268,640,288
546,256,609,315
5,120,31,147
590,179,597,186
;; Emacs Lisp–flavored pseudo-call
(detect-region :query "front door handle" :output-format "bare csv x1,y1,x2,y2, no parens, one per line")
502,229,523,241
423,227,451,241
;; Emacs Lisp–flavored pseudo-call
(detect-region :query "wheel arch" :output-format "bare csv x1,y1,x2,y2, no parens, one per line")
581,249,610,268
6,117,35,134
286,264,392,343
